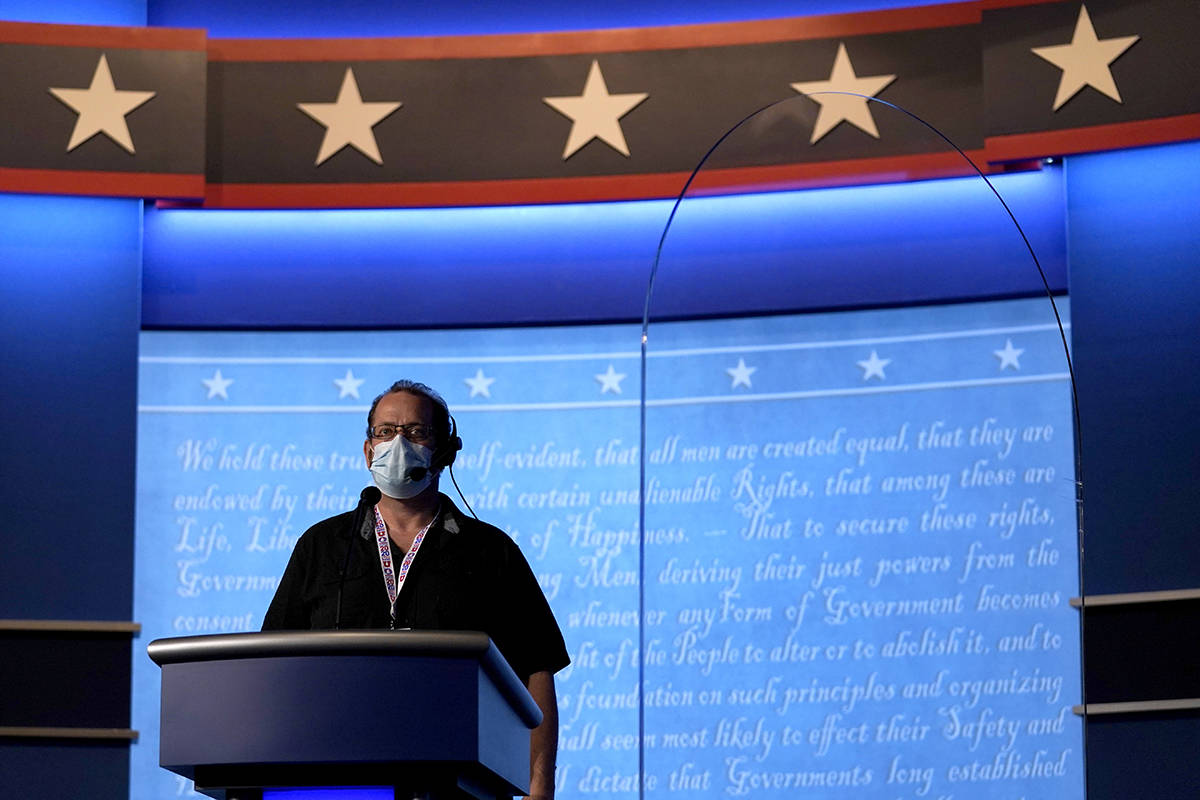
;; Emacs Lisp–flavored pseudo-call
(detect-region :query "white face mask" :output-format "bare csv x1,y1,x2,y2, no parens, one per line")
368,436,436,499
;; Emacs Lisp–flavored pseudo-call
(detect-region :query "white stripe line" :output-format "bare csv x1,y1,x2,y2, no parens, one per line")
138,322,1071,365
646,373,1070,407
137,351,639,365
139,405,369,414
138,373,1070,414
649,323,1071,358
136,402,635,413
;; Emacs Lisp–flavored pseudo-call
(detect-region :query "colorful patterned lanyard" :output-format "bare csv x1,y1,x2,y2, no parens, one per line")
373,504,438,630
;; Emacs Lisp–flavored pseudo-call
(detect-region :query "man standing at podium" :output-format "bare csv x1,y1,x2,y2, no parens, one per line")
263,379,570,799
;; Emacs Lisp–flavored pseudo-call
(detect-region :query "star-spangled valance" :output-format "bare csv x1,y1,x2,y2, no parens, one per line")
0,0,1196,208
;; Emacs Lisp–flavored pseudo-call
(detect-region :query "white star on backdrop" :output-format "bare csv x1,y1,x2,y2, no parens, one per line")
48,54,156,153
464,369,496,398
297,68,402,165
726,358,757,389
856,350,891,381
595,364,627,394
1031,4,1139,111
790,43,896,144
543,60,649,159
333,369,365,399
202,369,234,400
993,339,1025,371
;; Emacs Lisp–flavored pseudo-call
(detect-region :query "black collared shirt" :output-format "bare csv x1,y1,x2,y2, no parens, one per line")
263,494,569,683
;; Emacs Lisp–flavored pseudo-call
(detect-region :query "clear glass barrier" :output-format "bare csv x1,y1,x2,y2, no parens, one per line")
637,94,1084,799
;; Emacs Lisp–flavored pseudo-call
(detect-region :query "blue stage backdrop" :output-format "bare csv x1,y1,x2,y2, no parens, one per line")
133,296,1081,799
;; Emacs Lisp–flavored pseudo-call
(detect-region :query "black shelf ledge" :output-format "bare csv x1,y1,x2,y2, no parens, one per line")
0,726,139,740
1073,698,1200,716
0,619,141,633
1071,589,1200,608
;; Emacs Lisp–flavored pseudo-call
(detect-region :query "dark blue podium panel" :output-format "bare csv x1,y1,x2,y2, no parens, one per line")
149,631,538,798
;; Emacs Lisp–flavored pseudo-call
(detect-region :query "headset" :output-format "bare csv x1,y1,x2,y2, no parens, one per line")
433,414,476,518
430,413,463,473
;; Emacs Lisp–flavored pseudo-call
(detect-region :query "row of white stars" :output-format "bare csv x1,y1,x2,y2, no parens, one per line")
50,5,1136,159
197,339,1026,399
852,339,1024,382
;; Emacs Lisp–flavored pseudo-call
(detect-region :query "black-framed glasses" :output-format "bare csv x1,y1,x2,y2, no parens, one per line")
368,423,435,443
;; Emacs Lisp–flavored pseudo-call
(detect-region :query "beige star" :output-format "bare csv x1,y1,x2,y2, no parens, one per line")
1032,4,1139,111
790,43,896,144
543,60,649,159
297,68,402,166
49,54,156,153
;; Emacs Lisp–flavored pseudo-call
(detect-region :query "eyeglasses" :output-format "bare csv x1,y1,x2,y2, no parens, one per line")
368,423,435,443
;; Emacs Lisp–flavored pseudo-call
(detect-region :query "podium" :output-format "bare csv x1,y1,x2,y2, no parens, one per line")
146,630,542,800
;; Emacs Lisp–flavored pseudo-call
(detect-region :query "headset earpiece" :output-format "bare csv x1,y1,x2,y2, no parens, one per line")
432,415,463,471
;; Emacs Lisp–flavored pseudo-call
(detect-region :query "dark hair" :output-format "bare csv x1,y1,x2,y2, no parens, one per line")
366,380,451,447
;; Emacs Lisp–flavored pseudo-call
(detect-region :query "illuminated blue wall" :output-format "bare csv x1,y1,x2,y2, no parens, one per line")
146,0,951,37
142,170,1066,328
0,194,140,618
1066,141,1200,799
0,196,140,799
0,0,143,25
1067,140,1200,595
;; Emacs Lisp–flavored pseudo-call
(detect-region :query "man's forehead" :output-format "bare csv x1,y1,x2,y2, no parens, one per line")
375,390,434,420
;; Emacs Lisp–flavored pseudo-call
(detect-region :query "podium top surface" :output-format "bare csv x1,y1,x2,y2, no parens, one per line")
147,629,541,728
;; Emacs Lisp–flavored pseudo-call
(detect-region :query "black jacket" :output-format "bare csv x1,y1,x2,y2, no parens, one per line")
262,494,569,683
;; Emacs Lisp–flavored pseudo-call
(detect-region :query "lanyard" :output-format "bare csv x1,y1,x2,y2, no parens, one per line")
373,504,438,630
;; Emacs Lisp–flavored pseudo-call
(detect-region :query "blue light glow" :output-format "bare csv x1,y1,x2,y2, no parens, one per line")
263,789,392,800
0,0,145,25
0,192,141,620
143,169,1065,328
147,0,961,38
